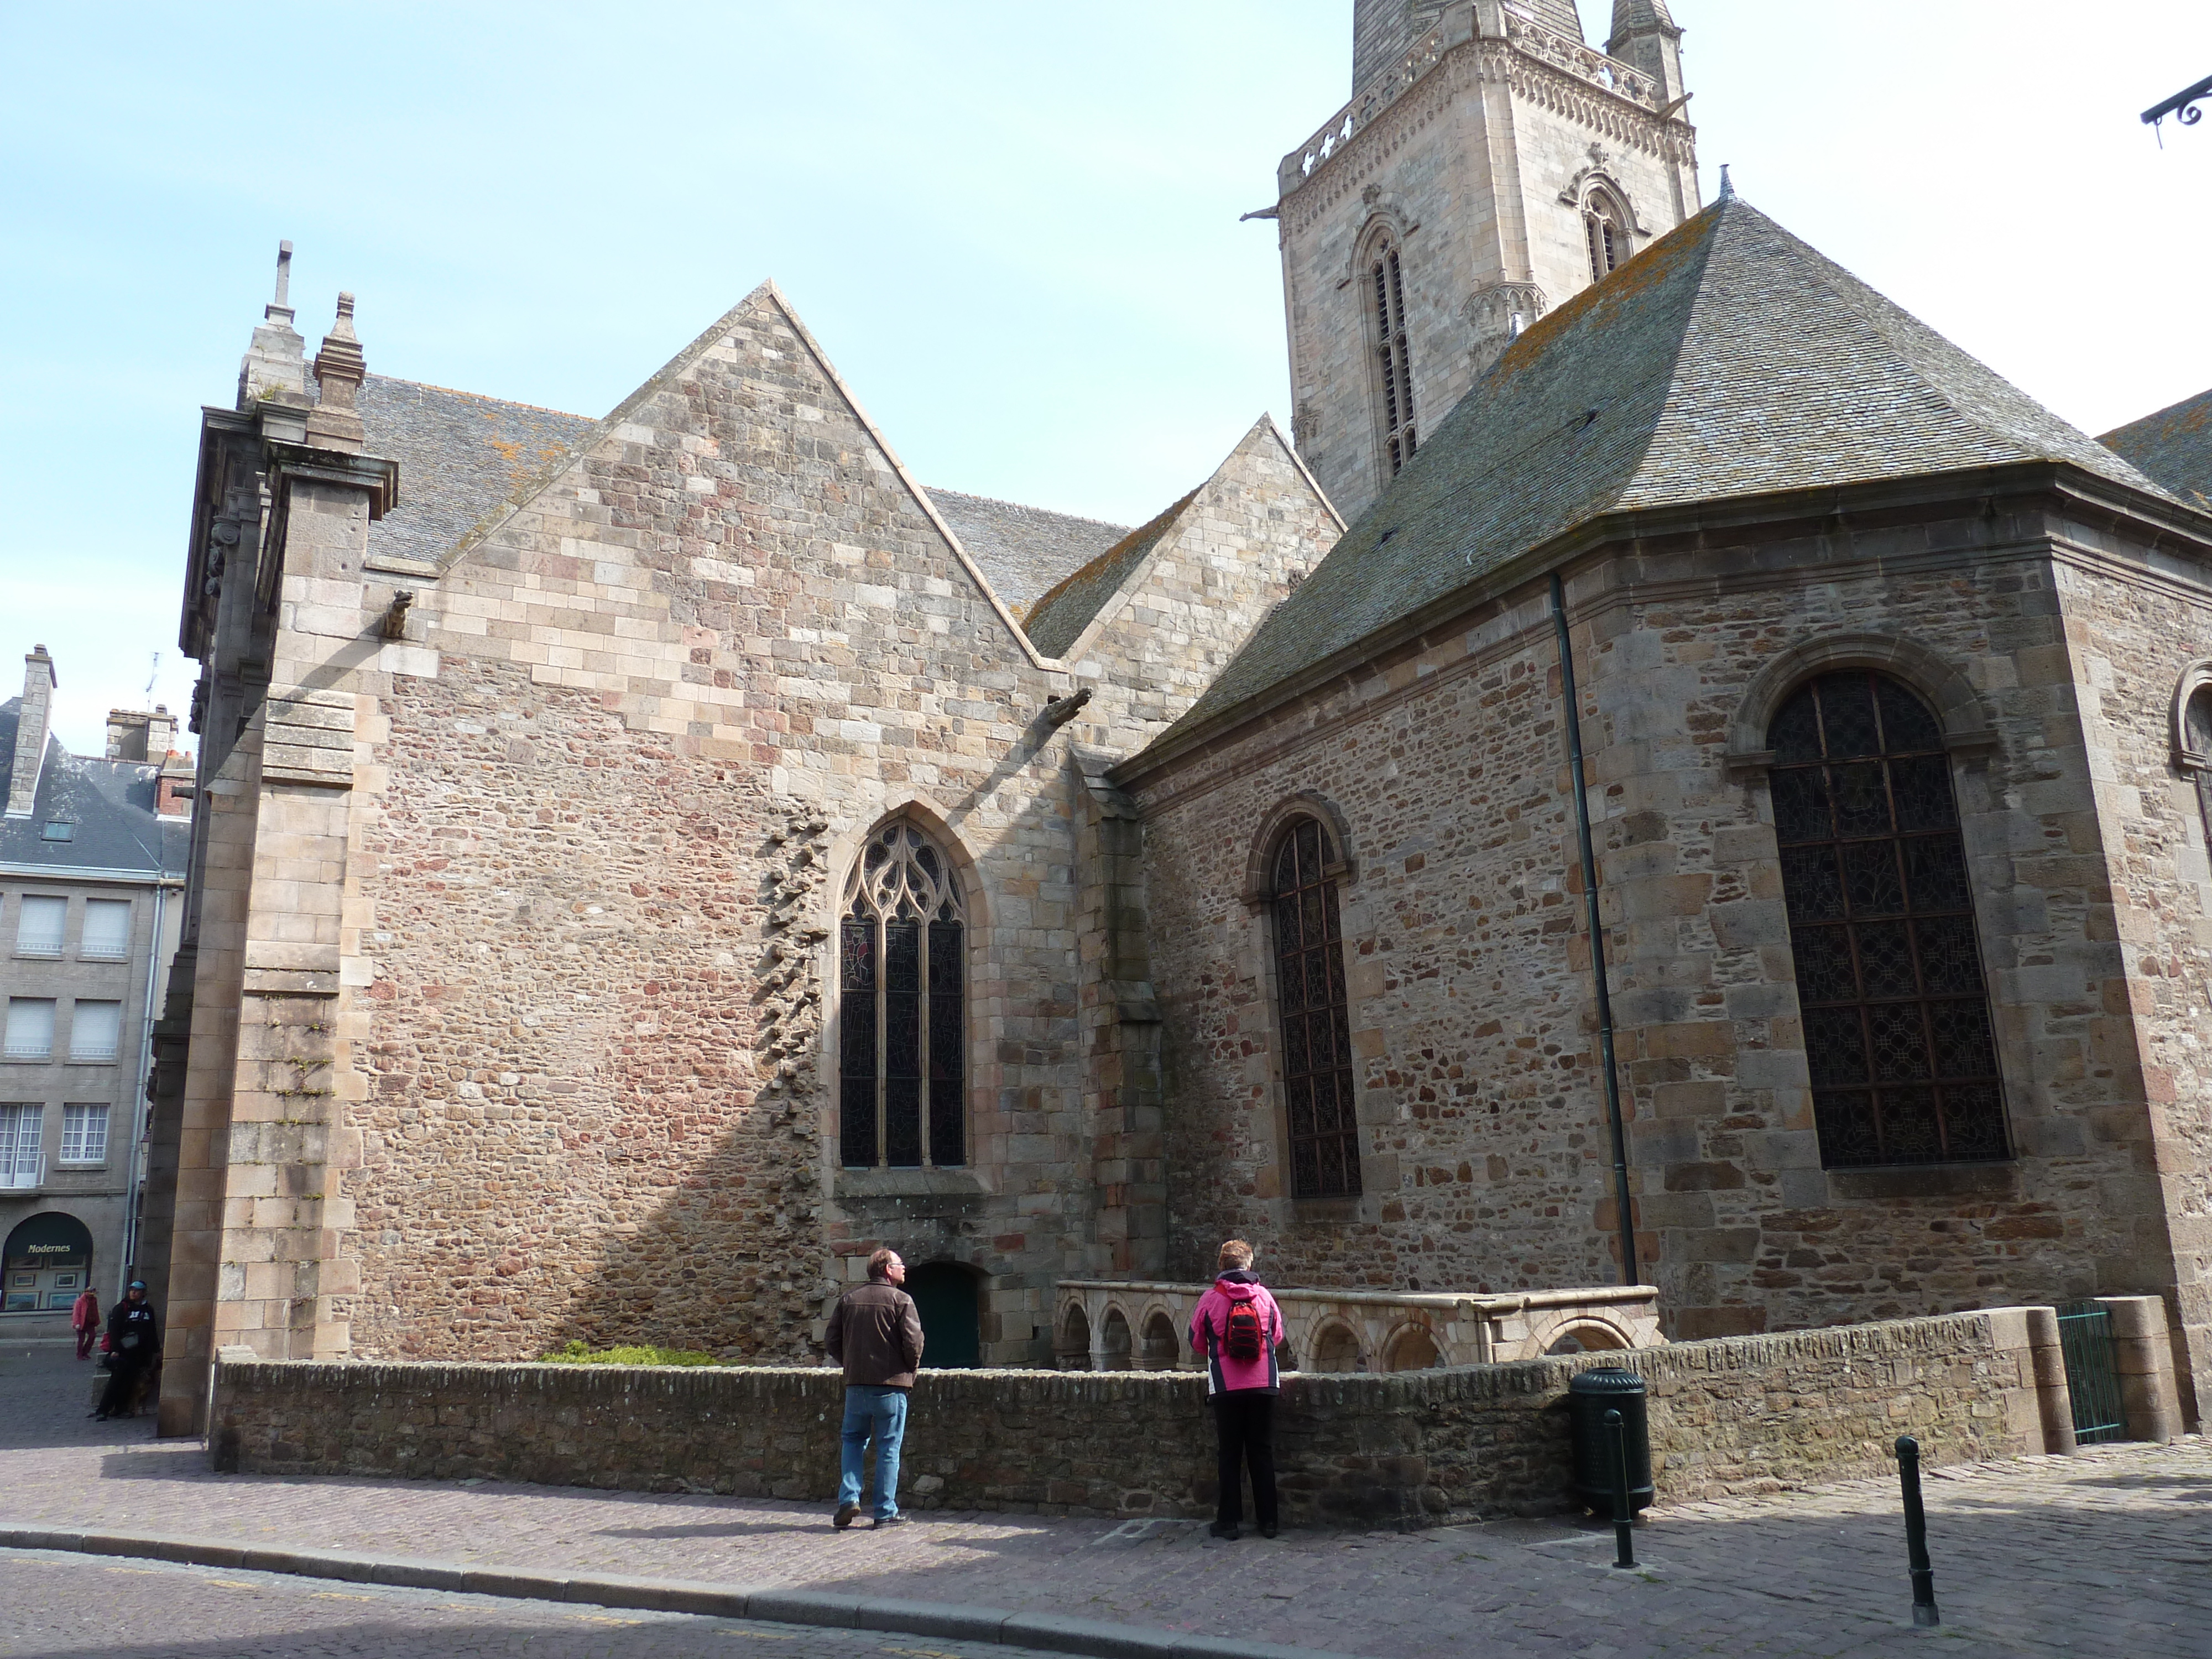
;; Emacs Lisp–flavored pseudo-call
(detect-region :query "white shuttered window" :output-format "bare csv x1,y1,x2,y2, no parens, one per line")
81,900,131,959
15,896,64,956
5,1000,55,1060
69,1001,121,1062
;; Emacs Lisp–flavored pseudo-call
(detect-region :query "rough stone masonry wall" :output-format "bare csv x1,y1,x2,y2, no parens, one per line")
2048,547,2212,1413
210,1308,2047,1526
1128,494,2188,1358
326,287,1338,1372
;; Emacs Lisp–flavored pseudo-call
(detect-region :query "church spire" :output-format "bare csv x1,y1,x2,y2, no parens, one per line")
1608,0,1687,105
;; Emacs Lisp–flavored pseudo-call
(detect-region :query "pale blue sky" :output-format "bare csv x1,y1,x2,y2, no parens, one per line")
4,2,2209,754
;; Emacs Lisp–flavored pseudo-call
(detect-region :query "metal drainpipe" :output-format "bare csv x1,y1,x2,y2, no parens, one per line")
1549,571,1640,1288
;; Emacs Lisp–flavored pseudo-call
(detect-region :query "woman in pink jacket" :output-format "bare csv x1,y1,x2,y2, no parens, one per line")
1188,1238,1284,1539
70,1287,101,1360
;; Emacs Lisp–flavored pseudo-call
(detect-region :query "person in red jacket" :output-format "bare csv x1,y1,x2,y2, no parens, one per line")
1188,1238,1284,1540
70,1287,101,1360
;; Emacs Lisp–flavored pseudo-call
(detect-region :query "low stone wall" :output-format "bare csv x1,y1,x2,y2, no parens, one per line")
210,1308,2054,1526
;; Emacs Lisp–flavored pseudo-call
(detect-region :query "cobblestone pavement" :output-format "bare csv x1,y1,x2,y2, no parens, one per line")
5,1344,2209,1656
0,1548,1062,1658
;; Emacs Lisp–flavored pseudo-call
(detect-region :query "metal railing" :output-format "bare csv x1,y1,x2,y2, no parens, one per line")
2054,1301,2127,1444
0,1155,46,1192
13,932,64,956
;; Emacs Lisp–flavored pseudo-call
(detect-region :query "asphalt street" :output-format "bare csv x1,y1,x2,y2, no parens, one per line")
0,1549,1062,1659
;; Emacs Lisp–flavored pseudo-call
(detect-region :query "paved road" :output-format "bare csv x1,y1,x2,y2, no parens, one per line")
3,1343,2208,1656
0,1548,1056,1658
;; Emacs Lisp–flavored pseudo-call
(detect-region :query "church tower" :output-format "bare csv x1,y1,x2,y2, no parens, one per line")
1274,0,1699,519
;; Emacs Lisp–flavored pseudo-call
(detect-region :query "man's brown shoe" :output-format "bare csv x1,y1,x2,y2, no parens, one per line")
833,1502,860,1530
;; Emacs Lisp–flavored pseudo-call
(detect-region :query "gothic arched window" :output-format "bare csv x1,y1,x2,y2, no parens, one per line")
840,820,966,1169
1584,190,1629,283
1768,671,2010,1168
2182,679,2212,848
1270,817,1361,1198
1366,236,1417,478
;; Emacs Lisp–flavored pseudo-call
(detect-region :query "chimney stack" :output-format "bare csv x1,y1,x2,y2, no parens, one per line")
7,645,57,819
105,704,178,764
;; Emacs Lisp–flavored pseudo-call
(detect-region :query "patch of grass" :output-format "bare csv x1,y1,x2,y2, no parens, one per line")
540,1339,726,1367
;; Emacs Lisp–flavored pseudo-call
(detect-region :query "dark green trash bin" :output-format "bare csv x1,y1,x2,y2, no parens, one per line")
1568,1367,1653,1513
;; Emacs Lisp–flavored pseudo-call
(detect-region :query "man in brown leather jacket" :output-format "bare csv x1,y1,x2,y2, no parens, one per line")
825,1248,924,1529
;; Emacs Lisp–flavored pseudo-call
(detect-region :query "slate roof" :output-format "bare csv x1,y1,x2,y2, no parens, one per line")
922,489,1130,614
2101,387,2212,512
1021,490,1201,659
1165,195,2177,740
358,374,598,566
0,700,188,880
1522,0,1587,41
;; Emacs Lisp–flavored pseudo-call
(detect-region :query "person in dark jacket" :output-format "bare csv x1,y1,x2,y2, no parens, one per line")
1188,1239,1284,1540
824,1249,924,1529
94,1280,159,1421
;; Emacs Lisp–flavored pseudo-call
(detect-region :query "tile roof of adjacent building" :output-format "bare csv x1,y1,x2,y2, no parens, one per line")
1020,489,1202,659
1161,195,2180,742
358,374,600,567
921,489,1131,614
2101,387,2212,512
0,700,189,879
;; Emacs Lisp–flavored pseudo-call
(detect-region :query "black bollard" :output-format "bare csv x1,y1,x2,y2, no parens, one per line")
1894,1435,1940,1627
1605,1408,1636,1569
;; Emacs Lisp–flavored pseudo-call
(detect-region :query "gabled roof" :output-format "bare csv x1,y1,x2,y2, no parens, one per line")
352,337,1124,617
1166,195,2178,738
359,375,597,567
921,490,1129,614
0,700,188,879
2102,387,2212,512
1021,489,1202,659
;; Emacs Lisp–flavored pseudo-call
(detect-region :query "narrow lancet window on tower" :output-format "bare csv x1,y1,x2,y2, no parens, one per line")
1369,239,1417,478
1584,190,1630,283
840,820,966,1170
1270,817,1361,1199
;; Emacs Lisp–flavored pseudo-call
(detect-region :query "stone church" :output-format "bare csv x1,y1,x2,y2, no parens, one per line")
145,0,2210,1436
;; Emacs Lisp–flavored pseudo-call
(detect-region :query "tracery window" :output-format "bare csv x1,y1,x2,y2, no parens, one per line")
1368,238,1417,478
1270,817,1361,1199
1584,191,1629,283
1768,671,2010,1168
839,821,965,1169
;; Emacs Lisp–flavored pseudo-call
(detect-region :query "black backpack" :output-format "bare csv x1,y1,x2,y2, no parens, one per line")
1223,1299,1266,1364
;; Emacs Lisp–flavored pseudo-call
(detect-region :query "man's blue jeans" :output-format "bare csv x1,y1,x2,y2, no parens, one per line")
837,1385,909,1520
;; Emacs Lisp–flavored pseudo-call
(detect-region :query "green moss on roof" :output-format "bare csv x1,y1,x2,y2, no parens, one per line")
2103,387,2212,512
1022,488,1201,659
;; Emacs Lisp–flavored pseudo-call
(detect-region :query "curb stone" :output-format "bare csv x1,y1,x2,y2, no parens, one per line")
0,1524,1359,1659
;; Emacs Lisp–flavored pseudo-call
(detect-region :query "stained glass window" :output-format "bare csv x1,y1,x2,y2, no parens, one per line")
2185,686,2212,850
1770,671,2009,1167
841,822,966,1168
1271,818,1361,1199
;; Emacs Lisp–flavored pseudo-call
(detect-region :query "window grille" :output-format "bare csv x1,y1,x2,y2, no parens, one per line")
81,900,131,961
59,1103,107,1165
840,821,966,1168
1369,242,1417,477
15,896,65,957
1584,194,1628,282
0,1104,42,1189
1270,817,1361,1199
4,999,55,1061
1768,671,2010,1167
69,1001,122,1063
